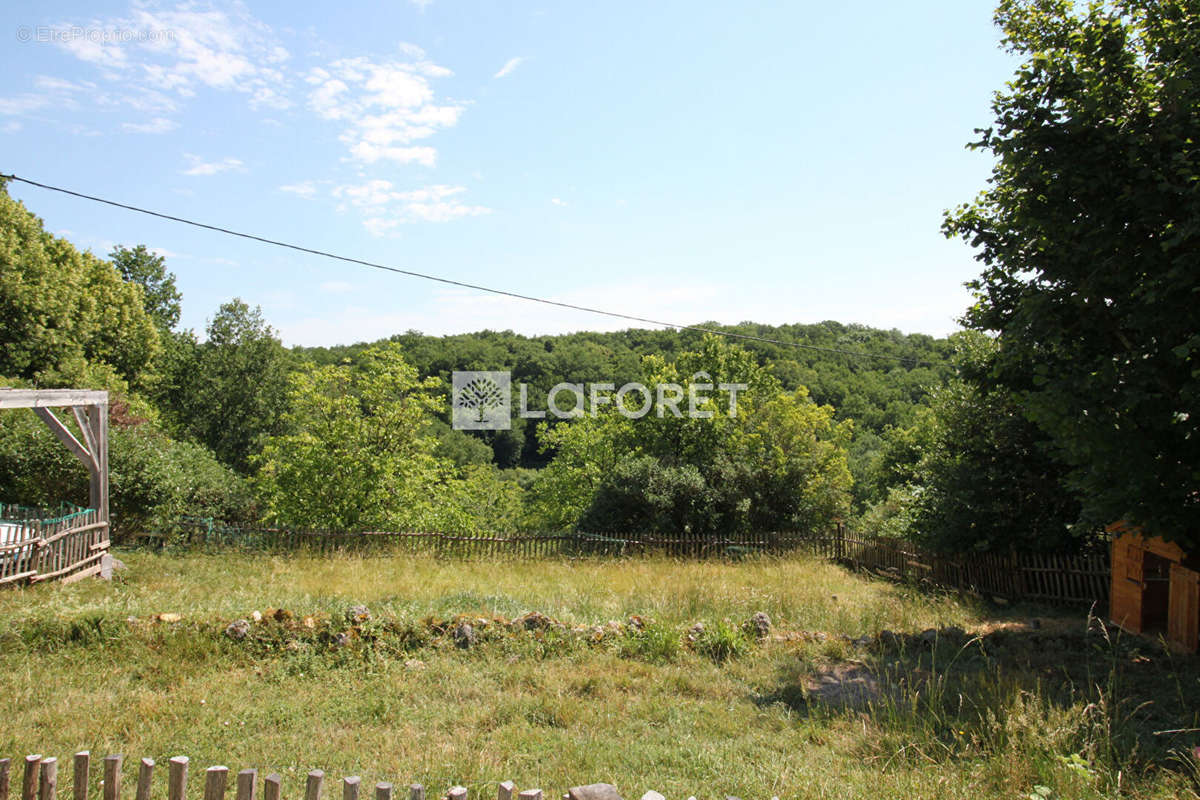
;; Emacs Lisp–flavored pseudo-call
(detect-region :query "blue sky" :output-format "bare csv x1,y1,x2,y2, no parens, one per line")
1,1,1017,346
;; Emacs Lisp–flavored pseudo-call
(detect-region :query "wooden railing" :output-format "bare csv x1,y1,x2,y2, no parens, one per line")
0,507,110,587
0,752,698,800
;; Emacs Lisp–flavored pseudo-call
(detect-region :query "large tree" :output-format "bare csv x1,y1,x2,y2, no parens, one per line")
945,0,1200,547
109,244,182,331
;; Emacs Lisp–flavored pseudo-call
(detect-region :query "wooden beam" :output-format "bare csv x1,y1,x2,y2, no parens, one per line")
72,407,98,458
87,402,108,521
33,408,98,475
0,389,109,409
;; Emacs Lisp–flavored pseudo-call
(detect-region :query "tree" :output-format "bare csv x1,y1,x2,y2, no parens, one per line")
184,299,291,473
109,244,182,331
0,185,160,389
944,0,1200,547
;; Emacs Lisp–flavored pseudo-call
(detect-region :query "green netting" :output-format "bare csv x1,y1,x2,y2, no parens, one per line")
0,502,90,525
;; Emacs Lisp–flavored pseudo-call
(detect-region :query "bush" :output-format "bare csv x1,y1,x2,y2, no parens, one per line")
694,620,751,663
620,621,682,663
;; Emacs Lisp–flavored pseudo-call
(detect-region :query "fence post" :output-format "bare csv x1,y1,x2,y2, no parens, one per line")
22,757,41,800
263,776,281,800
204,767,228,800
1,758,10,800
167,758,188,800
135,760,153,800
342,776,360,800
102,757,122,800
305,770,324,800
72,754,88,800
38,759,56,800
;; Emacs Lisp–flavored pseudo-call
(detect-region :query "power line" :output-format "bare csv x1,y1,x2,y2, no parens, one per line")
2,172,941,368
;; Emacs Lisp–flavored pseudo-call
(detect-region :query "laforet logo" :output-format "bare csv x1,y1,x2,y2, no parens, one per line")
452,371,511,430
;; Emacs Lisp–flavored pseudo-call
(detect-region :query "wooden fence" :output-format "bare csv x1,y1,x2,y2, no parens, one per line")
0,752,699,800
0,506,111,587
827,530,1111,606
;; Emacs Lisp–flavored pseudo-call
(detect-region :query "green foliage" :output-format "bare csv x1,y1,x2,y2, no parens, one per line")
534,336,853,535
619,621,682,663
944,0,1200,547
254,343,449,531
0,186,160,387
0,391,251,538
693,620,750,663
109,244,182,331
170,299,292,473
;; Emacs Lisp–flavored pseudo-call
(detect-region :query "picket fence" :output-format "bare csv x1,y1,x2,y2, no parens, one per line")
0,505,110,586
141,520,1111,607
0,752,706,800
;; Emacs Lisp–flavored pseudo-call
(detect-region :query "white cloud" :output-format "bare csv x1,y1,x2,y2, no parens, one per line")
332,179,490,233
0,94,53,116
122,116,178,133
182,154,245,176
550,197,567,207
1,122,19,134
280,180,318,197
306,55,461,166
493,57,524,79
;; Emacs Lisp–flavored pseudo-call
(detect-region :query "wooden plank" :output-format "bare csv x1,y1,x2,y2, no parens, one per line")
263,777,281,800
102,757,121,800
236,771,256,800
1168,564,1200,653
73,754,89,800
204,767,228,800
23,756,42,800
135,760,153,800
33,408,98,475
168,758,188,800
305,770,324,800
38,759,57,800
0,389,109,408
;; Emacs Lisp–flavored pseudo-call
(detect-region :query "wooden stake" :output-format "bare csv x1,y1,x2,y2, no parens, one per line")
408,785,424,800
447,789,466,800
305,771,324,800
168,758,188,800
236,770,256,800
1,758,11,800
374,784,392,800
73,753,89,800
22,756,41,800
342,778,360,800
102,756,122,800
263,776,281,800
497,783,514,800
134,761,153,800
204,768,228,800
517,791,541,800
38,758,57,800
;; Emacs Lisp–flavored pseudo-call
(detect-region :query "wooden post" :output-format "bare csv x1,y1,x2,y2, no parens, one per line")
134,761,153,800
497,783,514,800
204,767,228,800
102,757,121,800
236,770,256,800
72,754,89,800
517,791,541,800
447,789,466,800
305,771,324,800
263,776,281,800
408,786,424,800
38,759,57,800
1,758,11,800
342,777,360,800
22,756,41,800
374,785,392,800
168,758,188,800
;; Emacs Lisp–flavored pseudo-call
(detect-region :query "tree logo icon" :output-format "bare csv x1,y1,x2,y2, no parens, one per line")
452,371,511,430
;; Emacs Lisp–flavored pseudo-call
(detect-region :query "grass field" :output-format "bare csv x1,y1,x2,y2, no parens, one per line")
0,550,1197,800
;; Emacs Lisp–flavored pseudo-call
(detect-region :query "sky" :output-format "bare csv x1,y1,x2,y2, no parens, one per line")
1,1,1019,347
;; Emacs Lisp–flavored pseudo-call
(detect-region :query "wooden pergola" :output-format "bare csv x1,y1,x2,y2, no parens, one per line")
0,389,111,585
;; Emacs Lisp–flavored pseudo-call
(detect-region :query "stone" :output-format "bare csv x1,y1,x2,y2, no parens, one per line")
333,631,351,647
346,605,371,624
157,612,182,623
686,622,706,642
453,622,476,649
566,785,622,800
225,619,251,640
877,630,901,649
516,611,556,631
251,610,263,623
747,611,772,639
920,628,939,645
940,625,966,642
639,793,664,800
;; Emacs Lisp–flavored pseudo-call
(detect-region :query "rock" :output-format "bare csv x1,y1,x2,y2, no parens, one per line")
567,785,622,800
686,622,706,643
876,630,900,649
628,615,646,631
920,628,939,645
110,556,128,571
273,608,293,622
333,631,351,647
251,610,263,623
639,792,664,800
940,625,966,642
831,595,838,602
516,611,555,631
157,612,182,623
853,635,872,648
346,605,371,624
225,619,251,640
404,659,426,670
747,611,772,640
453,622,476,649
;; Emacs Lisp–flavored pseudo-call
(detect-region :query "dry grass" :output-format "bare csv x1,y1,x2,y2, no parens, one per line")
0,550,1195,800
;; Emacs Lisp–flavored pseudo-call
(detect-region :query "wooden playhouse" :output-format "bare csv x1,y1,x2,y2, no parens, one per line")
1109,522,1199,653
